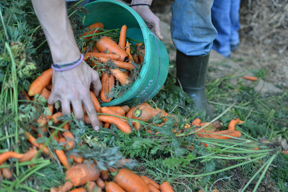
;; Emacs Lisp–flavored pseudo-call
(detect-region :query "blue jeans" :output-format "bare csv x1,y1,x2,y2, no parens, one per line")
211,0,241,57
170,0,218,56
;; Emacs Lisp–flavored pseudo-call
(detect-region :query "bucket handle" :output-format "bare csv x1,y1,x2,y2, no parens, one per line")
141,33,161,102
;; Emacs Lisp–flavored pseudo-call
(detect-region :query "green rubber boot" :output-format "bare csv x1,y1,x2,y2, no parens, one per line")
176,50,214,120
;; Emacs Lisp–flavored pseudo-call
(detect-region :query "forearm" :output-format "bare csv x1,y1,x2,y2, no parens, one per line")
31,0,80,64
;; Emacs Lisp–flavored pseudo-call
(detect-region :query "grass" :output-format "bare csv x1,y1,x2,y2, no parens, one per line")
0,0,288,191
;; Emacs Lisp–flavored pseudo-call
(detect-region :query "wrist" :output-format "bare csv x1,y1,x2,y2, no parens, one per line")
130,0,152,6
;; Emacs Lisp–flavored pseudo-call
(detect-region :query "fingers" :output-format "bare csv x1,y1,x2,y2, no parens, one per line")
61,99,71,116
91,71,102,97
47,90,60,105
71,100,84,122
82,97,100,131
153,17,164,40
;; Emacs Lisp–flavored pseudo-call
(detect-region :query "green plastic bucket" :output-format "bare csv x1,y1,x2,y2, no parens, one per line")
80,0,169,106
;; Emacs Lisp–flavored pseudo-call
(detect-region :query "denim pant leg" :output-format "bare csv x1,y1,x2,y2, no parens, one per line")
211,0,232,57
170,0,217,56
230,0,241,46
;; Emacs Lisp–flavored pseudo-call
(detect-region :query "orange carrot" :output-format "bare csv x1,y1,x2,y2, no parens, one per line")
90,92,102,113
104,122,110,128
196,130,241,139
2,166,12,179
66,163,100,187
46,83,52,91
55,181,73,192
126,107,136,118
25,132,52,157
160,181,174,192
28,68,53,96
133,53,139,64
86,181,97,192
18,148,38,162
96,178,105,189
0,152,23,165
191,118,201,126
107,107,126,116
101,107,123,117
99,57,135,70
63,123,70,130
37,105,54,127
228,118,244,131
109,68,130,85
96,36,128,61
51,112,63,124
118,25,127,49
55,149,71,169
63,131,75,150
97,115,132,134
84,52,120,61
121,105,130,113
141,175,160,189
243,76,258,81
134,121,141,130
137,43,145,63
92,46,99,53
39,87,51,100
70,188,87,192
59,138,66,147
108,167,118,173
22,89,30,100
125,41,133,62
100,170,110,181
81,22,104,40
100,73,115,103
84,114,91,124
114,168,149,192
105,182,125,192
69,154,84,164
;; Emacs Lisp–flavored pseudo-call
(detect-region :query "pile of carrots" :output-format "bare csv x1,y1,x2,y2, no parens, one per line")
79,22,145,102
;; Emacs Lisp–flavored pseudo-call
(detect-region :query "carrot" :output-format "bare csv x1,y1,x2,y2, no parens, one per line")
160,181,174,192
46,83,53,91
125,41,133,61
132,104,170,121
81,22,104,40
141,176,150,185
28,68,53,96
39,87,51,100
100,73,115,103
114,168,149,192
96,178,105,189
197,130,241,139
137,43,145,63
121,105,130,113
25,132,52,156
141,175,160,189
84,52,120,61
228,118,244,131
22,89,30,100
96,36,128,61
56,181,73,192
109,68,130,85
105,182,125,192
192,118,201,126
70,188,87,192
101,107,123,117
84,114,92,124
126,107,136,118
55,149,71,169
92,46,99,53
0,152,24,164
63,123,70,130
59,138,66,147
66,163,100,187
107,107,126,116
38,105,54,127
97,115,132,134
118,25,127,49
63,131,75,150
104,122,110,128
100,170,110,181
90,92,102,113
99,57,135,70
148,184,160,192
134,121,141,130
243,75,258,81
18,148,38,162
51,112,63,124
133,53,139,64
86,181,97,192
2,166,12,179
70,154,84,164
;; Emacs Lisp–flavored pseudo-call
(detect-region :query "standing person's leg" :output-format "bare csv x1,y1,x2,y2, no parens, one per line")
171,0,217,120
211,0,231,58
230,0,241,51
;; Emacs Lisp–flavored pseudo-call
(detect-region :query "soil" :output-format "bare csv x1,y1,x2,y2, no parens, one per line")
125,0,288,92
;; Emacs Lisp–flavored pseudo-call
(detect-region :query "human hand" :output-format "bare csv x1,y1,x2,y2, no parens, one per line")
132,5,163,40
48,61,102,131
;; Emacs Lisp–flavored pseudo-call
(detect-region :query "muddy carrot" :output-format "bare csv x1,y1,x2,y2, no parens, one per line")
100,170,110,181
133,53,139,64
96,36,128,61
137,43,145,63
69,154,84,164
96,178,105,189
121,105,130,113
84,52,120,61
119,25,127,49
28,68,53,96
100,72,115,103
99,57,135,70
63,131,75,150
22,89,30,100
51,112,63,124
110,68,130,85
37,105,54,127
